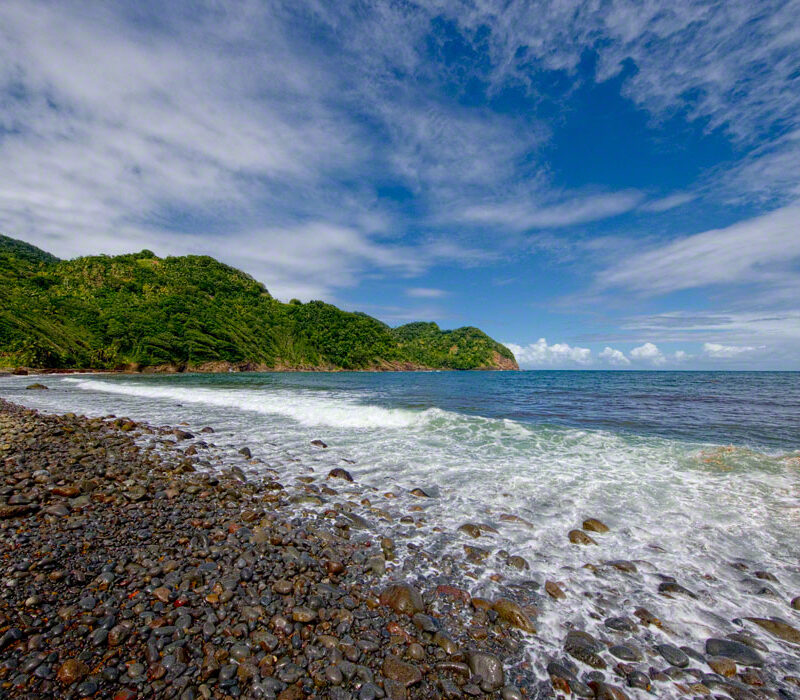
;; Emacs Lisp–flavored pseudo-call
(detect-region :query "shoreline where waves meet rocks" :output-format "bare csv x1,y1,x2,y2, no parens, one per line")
1,398,799,700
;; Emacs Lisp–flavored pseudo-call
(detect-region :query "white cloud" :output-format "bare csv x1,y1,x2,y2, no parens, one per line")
640,193,696,212
702,343,761,358
443,1,800,204
630,342,666,365
622,311,800,343
460,191,643,230
599,347,630,366
450,1,800,145
1,0,798,316
600,204,800,295
673,350,690,362
0,1,512,300
406,287,447,298
505,338,592,367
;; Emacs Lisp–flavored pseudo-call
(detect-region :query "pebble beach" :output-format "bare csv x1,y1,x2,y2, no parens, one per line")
1,393,799,700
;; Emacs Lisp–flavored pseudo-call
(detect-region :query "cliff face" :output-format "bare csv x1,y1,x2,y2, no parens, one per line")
483,351,519,371
0,238,518,371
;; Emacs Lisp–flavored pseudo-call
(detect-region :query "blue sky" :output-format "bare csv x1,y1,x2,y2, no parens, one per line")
1,1,799,369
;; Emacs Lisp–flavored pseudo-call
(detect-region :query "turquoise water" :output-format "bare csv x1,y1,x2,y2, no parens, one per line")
2,370,800,681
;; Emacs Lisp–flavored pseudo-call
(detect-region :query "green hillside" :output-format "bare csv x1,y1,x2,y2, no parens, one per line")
0,237,517,371
0,234,60,264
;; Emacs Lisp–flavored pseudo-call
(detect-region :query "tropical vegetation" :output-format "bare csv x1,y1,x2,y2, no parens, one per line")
0,236,517,371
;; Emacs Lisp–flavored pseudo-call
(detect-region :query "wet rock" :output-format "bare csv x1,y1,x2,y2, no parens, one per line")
498,513,534,528
152,586,171,603
546,662,593,697
463,545,490,563
506,555,529,570
57,658,89,685
108,623,131,647
326,665,344,685
367,555,386,577
705,639,764,667
436,585,471,604
754,570,778,581
465,651,504,692
310,439,328,448
343,512,370,529
568,529,597,545
382,656,421,687
291,606,317,623
438,678,461,698
407,643,425,661
745,617,800,644
458,523,483,538
633,607,662,628
328,467,354,482
0,504,39,519
727,632,768,652
410,487,431,497
434,632,458,655
605,560,637,574
492,599,536,633
681,645,707,663
500,686,523,700
238,446,252,458
589,681,629,699
655,643,689,668
626,671,650,691
125,485,147,502
379,584,424,616
604,617,637,633
708,656,737,677
565,630,606,669
26,383,49,390
412,612,438,633
564,630,607,669
658,581,696,597
610,645,642,662
545,581,566,600
582,518,609,533
273,579,293,595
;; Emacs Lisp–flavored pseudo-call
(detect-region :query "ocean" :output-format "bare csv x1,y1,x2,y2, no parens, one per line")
2,370,799,682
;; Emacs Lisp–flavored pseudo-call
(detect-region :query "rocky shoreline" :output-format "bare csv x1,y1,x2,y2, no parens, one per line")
0,399,538,699
0,359,519,377
1,398,799,700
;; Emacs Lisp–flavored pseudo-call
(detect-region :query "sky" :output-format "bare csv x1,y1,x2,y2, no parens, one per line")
1,1,799,370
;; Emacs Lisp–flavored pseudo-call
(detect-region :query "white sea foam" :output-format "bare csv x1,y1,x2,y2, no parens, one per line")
63,377,425,429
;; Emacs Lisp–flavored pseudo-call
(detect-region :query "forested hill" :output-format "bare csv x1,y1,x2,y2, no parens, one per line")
0,238,518,371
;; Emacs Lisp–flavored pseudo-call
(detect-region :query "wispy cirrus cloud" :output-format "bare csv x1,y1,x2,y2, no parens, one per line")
599,204,800,295
622,310,800,344
406,287,448,299
459,191,644,231
639,193,697,213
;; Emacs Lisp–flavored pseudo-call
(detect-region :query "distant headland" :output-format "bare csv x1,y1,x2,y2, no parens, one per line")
0,235,518,373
